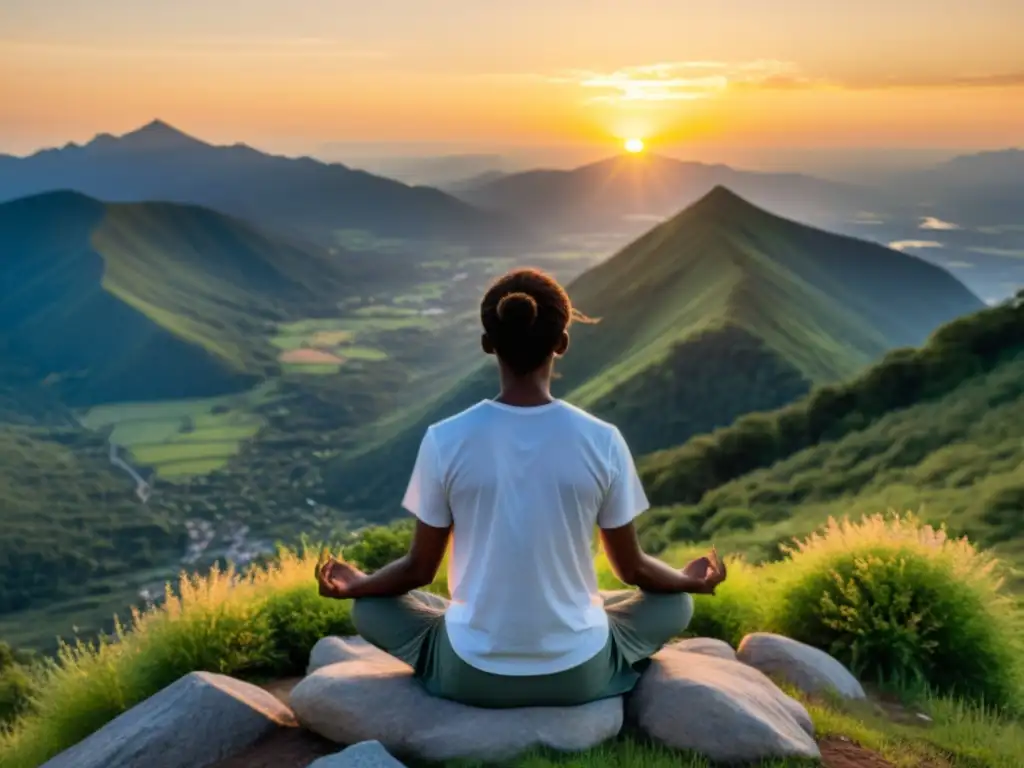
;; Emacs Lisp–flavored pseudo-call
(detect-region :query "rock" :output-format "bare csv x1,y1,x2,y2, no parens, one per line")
41,671,297,768
291,643,623,762
308,740,407,768
628,649,819,762
668,637,737,661
308,636,380,673
737,633,867,700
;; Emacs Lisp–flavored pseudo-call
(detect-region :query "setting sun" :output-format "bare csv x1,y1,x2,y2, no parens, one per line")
624,138,645,154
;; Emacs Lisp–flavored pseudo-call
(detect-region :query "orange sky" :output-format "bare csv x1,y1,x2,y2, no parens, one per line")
1,0,1022,157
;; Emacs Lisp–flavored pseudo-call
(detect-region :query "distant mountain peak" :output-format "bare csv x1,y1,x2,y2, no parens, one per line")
677,185,761,221
85,119,205,152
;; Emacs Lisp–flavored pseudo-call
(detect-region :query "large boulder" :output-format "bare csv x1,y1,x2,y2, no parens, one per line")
308,636,377,674
42,671,297,768
291,640,623,762
308,740,407,768
628,649,819,762
737,633,867,700
668,637,737,661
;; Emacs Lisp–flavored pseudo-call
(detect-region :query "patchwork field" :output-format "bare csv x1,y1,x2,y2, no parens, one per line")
78,384,274,481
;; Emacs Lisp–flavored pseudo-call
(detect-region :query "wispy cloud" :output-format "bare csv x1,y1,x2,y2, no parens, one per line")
549,60,812,103
541,60,1024,104
889,240,944,251
842,71,1024,90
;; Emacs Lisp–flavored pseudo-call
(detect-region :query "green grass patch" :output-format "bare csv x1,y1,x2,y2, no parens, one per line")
78,387,270,478
340,346,389,362
394,282,447,305
4,515,1024,767
282,363,342,376
129,441,240,465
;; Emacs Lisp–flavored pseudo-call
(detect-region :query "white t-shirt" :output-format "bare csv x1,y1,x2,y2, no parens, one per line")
401,399,649,676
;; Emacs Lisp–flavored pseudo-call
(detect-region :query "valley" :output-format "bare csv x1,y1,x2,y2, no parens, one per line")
0,127,1019,666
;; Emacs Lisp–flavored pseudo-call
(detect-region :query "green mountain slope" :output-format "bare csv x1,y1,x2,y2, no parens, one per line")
637,292,1024,565
324,188,982,512
0,191,365,406
0,424,186,615
0,120,525,245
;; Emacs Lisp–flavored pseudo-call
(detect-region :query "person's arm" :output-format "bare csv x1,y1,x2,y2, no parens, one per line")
319,520,450,599
600,522,722,594
319,427,453,600
596,428,726,595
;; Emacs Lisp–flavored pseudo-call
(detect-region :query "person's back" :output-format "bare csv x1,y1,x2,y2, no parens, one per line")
411,399,645,674
316,266,727,708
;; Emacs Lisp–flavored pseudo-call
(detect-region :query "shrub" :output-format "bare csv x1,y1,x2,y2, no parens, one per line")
764,513,1024,709
0,546,352,768
684,556,765,647
0,644,37,727
342,519,414,571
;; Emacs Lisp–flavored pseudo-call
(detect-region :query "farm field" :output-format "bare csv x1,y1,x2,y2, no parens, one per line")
78,384,274,481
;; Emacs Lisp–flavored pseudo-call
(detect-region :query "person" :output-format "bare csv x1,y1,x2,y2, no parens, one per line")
316,267,727,708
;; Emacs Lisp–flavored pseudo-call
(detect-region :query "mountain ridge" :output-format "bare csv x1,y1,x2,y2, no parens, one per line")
0,190,374,405
0,121,525,245
457,154,876,239
323,187,982,512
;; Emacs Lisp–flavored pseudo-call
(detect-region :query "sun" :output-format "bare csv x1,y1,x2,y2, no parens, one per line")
624,138,645,154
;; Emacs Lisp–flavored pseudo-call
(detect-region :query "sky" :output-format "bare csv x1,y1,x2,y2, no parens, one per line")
1,0,1022,167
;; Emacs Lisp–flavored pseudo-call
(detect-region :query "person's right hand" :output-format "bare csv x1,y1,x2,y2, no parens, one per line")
681,549,727,594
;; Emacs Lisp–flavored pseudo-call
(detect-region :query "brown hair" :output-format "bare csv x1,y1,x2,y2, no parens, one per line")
480,267,595,375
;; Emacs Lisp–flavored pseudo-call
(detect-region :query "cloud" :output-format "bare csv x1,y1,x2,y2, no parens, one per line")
841,71,1024,90
920,216,960,230
542,60,1024,104
553,60,810,103
889,240,944,251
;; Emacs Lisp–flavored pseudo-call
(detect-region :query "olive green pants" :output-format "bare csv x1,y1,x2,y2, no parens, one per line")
351,589,694,708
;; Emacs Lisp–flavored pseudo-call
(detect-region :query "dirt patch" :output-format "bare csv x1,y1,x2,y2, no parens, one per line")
279,349,344,365
209,727,337,768
263,676,303,707
819,736,895,768
862,686,935,728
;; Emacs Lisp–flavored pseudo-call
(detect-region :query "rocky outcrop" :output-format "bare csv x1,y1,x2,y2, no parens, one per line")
628,648,820,762
291,639,623,762
737,633,867,700
668,637,738,660
41,671,296,768
308,740,408,768
308,636,377,674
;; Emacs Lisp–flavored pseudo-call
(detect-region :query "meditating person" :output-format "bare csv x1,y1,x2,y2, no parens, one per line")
316,267,727,708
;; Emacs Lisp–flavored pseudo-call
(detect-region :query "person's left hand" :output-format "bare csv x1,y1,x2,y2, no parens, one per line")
317,556,366,599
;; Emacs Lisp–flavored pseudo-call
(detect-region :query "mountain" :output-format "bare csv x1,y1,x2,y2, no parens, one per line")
323,187,982,512
894,149,1024,225
455,153,876,240
345,154,508,187
636,292,1024,570
441,169,512,194
0,423,186,615
0,191,370,406
0,121,523,245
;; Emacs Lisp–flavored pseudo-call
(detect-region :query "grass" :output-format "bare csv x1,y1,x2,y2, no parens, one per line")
636,352,1024,578
78,386,270,479
3,514,1024,767
326,191,983,511
282,362,343,375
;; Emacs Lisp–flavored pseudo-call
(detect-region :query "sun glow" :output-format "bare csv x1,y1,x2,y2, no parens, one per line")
624,138,645,153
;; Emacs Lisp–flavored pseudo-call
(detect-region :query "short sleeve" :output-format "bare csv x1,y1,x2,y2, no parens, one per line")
401,428,452,528
597,428,650,529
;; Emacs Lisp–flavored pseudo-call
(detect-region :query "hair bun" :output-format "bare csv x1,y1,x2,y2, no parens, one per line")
496,291,538,328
